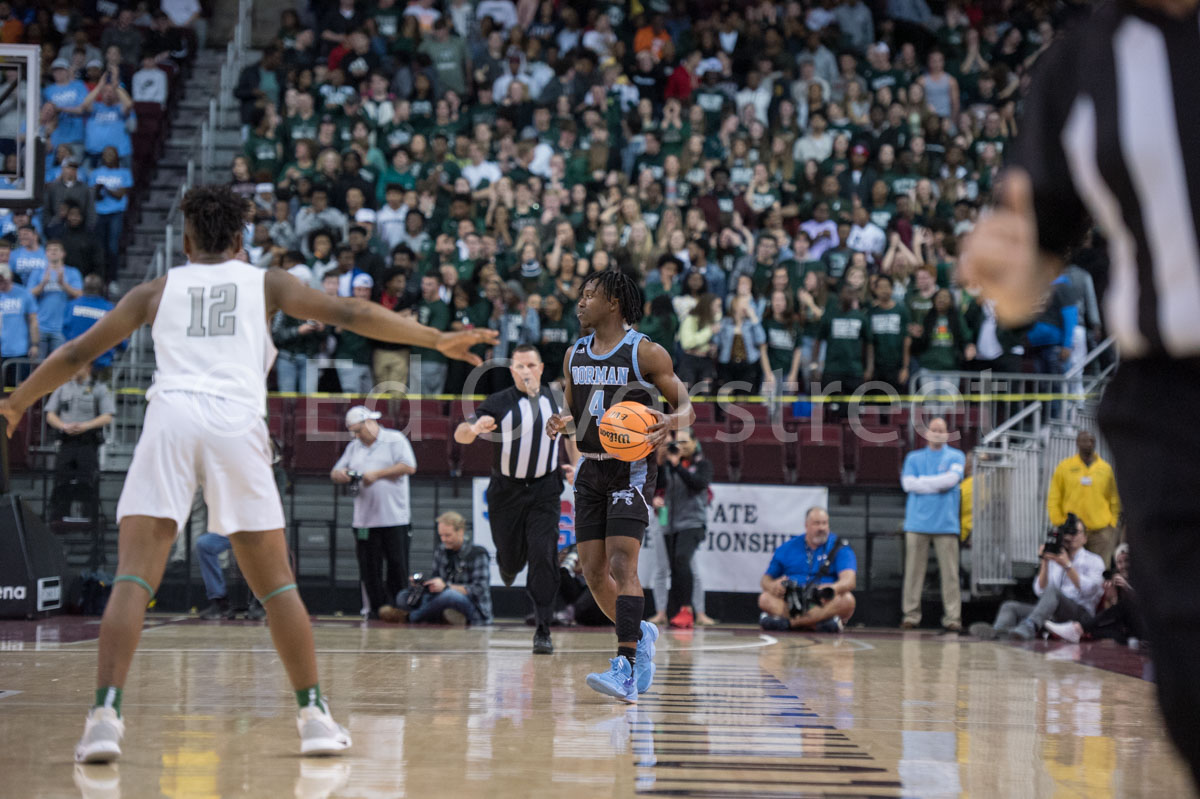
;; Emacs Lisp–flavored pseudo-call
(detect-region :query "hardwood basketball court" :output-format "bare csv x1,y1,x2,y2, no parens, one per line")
0,617,1190,798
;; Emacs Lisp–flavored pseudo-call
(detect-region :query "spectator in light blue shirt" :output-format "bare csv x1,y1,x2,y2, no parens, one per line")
88,147,133,273
26,240,83,355
64,273,127,370
0,263,39,385
43,59,90,152
10,225,46,285
80,69,136,168
900,416,966,632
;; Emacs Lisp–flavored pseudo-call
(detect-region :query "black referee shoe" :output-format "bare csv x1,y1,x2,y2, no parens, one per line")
533,629,554,655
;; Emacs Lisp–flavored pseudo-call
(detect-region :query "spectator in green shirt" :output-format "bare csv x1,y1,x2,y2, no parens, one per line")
412,272,451,394
814,283,872,397
761,290,804,393
530,293,578,385
639,294,680,363
867,273,911,392
335,274,377,393
418,18,470,98
912,288,974,372
244,106,283,181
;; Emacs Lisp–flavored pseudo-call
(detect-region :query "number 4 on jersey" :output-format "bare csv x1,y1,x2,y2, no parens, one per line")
588,392,605,419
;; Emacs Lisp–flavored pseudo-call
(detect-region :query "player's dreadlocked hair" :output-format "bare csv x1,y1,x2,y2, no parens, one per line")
180,184,246,254
583,268,644,325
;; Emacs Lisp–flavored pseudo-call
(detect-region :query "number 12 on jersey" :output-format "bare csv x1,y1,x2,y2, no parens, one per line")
186,283,238,337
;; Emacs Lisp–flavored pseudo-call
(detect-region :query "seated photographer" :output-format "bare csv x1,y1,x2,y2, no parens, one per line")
379,512,493,627
757,507,857,633
1045,543,1145,645
971,514,1106,641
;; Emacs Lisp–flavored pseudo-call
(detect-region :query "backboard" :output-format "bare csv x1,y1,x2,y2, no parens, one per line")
0,44,41,209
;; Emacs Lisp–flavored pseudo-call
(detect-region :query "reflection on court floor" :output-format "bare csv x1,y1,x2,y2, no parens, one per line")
0,617,1190,798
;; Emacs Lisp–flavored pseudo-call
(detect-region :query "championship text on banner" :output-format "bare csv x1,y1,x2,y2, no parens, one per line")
471,477,575,588
693,484,829,593
471,478,826,593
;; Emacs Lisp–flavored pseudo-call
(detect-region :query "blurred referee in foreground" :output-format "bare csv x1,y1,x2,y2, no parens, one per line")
963,0,1200,784
455,345,577,654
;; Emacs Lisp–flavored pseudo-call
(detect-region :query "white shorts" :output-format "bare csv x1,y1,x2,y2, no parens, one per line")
116,391,285,536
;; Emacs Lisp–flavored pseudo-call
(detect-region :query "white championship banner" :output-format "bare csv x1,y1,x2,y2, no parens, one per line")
471,477,825,593
471,476,575,588
693,483,829,593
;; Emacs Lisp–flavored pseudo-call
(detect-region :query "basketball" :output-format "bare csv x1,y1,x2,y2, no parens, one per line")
598,401,657,462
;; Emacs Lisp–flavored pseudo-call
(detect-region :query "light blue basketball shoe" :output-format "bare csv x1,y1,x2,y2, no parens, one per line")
636,620,659,693
586,656,638,703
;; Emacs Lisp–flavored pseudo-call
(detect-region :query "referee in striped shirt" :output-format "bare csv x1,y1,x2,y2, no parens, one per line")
455,345,577,655
964,0,1200,784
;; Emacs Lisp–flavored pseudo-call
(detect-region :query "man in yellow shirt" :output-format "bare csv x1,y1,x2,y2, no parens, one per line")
1047,431,1120,568
960,454,973,543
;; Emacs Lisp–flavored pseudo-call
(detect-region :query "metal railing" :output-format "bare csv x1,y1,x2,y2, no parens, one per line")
968,350,1117,595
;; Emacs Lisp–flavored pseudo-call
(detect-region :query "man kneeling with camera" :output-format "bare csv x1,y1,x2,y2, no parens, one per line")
758,507,857,633
380,512,494,627
970,513,1105,641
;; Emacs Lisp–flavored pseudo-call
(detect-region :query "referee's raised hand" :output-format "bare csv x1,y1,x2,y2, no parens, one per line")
961,168,1055,327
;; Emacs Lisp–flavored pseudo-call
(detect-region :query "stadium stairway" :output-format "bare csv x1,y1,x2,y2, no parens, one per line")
120,47,243,297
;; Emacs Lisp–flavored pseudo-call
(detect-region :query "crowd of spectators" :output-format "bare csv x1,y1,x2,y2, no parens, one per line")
228,0,1105,399
1,1,1108,399
0,0,205,383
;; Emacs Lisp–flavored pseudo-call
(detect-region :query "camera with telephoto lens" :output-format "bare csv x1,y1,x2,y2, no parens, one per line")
560,547,580,574
345,470,363,496
1043,512,1080,556
404,572,428,609
782,579,836,617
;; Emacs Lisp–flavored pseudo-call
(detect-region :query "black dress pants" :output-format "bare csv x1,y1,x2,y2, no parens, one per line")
488,472,562,630
1099,357,1200,788
356,524,410,614
665,527,706,618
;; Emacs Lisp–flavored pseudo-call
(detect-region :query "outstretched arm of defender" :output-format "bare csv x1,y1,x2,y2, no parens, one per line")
0,278,165,431
638,338,695,448
266,268,497,365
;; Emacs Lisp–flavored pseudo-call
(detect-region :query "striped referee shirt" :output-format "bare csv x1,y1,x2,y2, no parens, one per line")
1013,0,1200,359
470,385,561,480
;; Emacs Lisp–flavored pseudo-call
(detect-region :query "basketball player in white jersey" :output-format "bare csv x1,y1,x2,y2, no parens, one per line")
0,185,496,763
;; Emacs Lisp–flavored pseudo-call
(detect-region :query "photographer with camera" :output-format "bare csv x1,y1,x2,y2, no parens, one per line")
757,507,857,632
654,428,713,630
379,512,493,626
971,513,1106,641
1045,543,1145,645
331,405,417,619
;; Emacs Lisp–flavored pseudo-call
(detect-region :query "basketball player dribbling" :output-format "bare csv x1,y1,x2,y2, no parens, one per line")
546,269,693,703
0,185,496,762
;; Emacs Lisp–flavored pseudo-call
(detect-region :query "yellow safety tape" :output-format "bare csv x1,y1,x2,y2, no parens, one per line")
112,388,1096,403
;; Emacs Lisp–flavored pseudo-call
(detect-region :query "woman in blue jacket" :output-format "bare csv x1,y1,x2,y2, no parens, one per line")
715,294,766,395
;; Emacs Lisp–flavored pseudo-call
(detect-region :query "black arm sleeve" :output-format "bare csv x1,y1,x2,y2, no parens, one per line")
1009,37,1090,257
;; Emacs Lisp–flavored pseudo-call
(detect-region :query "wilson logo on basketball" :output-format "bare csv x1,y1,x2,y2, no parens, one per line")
600,429,631,444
